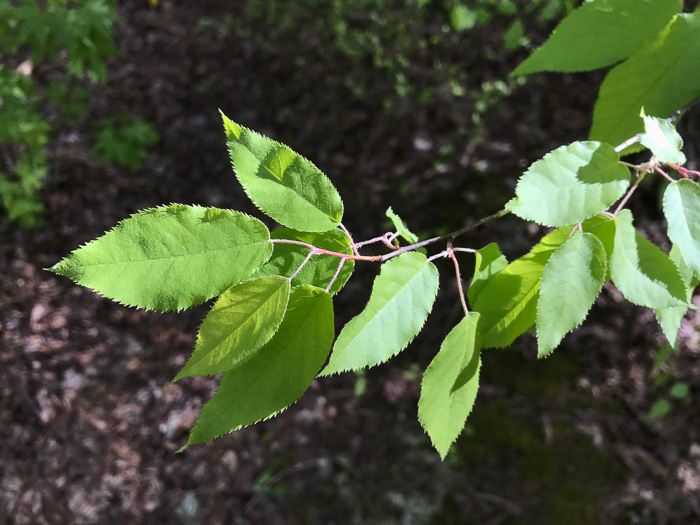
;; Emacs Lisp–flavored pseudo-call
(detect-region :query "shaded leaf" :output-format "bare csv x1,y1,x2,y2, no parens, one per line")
512,0,681,75
640,110,686,164
663,179,700,276
610,209,688,309
386,206,419,245
253,228,354,295
320,252,439,376
537,232,607,358
591,14,700,153
186,285,334,446
222,112,343,232
174,276,290,380
506,141,629,227
471,225,574,349
418,313,481,460
50,204,272,311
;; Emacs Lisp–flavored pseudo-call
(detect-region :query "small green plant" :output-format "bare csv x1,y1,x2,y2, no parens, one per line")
50,0,700,458
0,0,119,228
94,115,159,171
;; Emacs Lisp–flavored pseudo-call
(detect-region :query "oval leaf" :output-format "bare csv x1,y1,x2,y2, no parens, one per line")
252,228,354,295
506,141,629,227
185,285,334,446
610,209,688,309
663,179,700,276
222,112,343,232
640,110,686,164
49,204,273,311
472,225,573,349
512,0,681,75
591,14,700,153
418,312,482,460
467,243,508,305
320,252,439,376
386,206,419,244
174,276,290,380
537,232,607,358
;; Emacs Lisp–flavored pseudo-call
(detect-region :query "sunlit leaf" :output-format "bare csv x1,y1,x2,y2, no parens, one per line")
537,232,607,358
467,243,508,305
640,110,686,164
50,204,272,311
418,313,481,460
186,285,334,446
506,141,629,227
320,252,439,376
174,276,290,380
386,206,419,244
663,179,700,276
222,112,343,232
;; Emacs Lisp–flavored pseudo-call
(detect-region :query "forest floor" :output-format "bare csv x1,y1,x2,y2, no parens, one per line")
2,1,700,524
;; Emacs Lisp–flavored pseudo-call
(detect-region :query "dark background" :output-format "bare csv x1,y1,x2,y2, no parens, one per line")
2,1,700,523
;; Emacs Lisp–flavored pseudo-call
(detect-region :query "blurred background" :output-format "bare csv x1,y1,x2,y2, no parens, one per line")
1,1,699,523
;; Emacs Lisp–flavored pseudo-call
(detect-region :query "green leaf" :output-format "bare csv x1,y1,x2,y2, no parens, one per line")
418,313,481,460
174,276,290,380
537,232,607,358
591,14,700,153
581,213,617,281
252,228,354,295
186,285,334,446
467,243,508,305
654,245,699,347
663,179,700,276
506,141,629,227
471,225,573,349
386,206,419,245
647,399,671,419
222,112,343,232
50,204,273,312
639,110,686,164
670,382,689,399
512,0,680,75
610,209,688,309
320,252,439,376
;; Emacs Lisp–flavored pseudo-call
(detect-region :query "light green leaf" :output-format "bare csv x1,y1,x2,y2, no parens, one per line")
174,276,290,380
537,232,607,358
647,399,671,419
640,110,686,164
472,225,574,349
320,252,439,376
512,0,680,75
654,245,699,346
581,213,617,281
610,209,688,309
663,179,700,276
418,313,481,460
222,112,343,232
252,228,354,295
386,206,419,245
50,204,272,311
591,14,700,153
186,285,334,446
467,243,508,305
506,141,629,227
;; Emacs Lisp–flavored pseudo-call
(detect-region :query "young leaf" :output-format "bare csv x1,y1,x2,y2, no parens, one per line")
467,243,508,305
174,276,290,380
512,0,680,75
610,209,688,309
654,245,700,347
505,141,629,227
418,313,481,460
49,204,273,311
185,285,334,446
663,179,700,276
591,14,700,153
221,112,343,232
537,232,607,358
319,252,439,376
640,110,686,164
252,228,354,295
386,206,419,244
471,225,573,349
